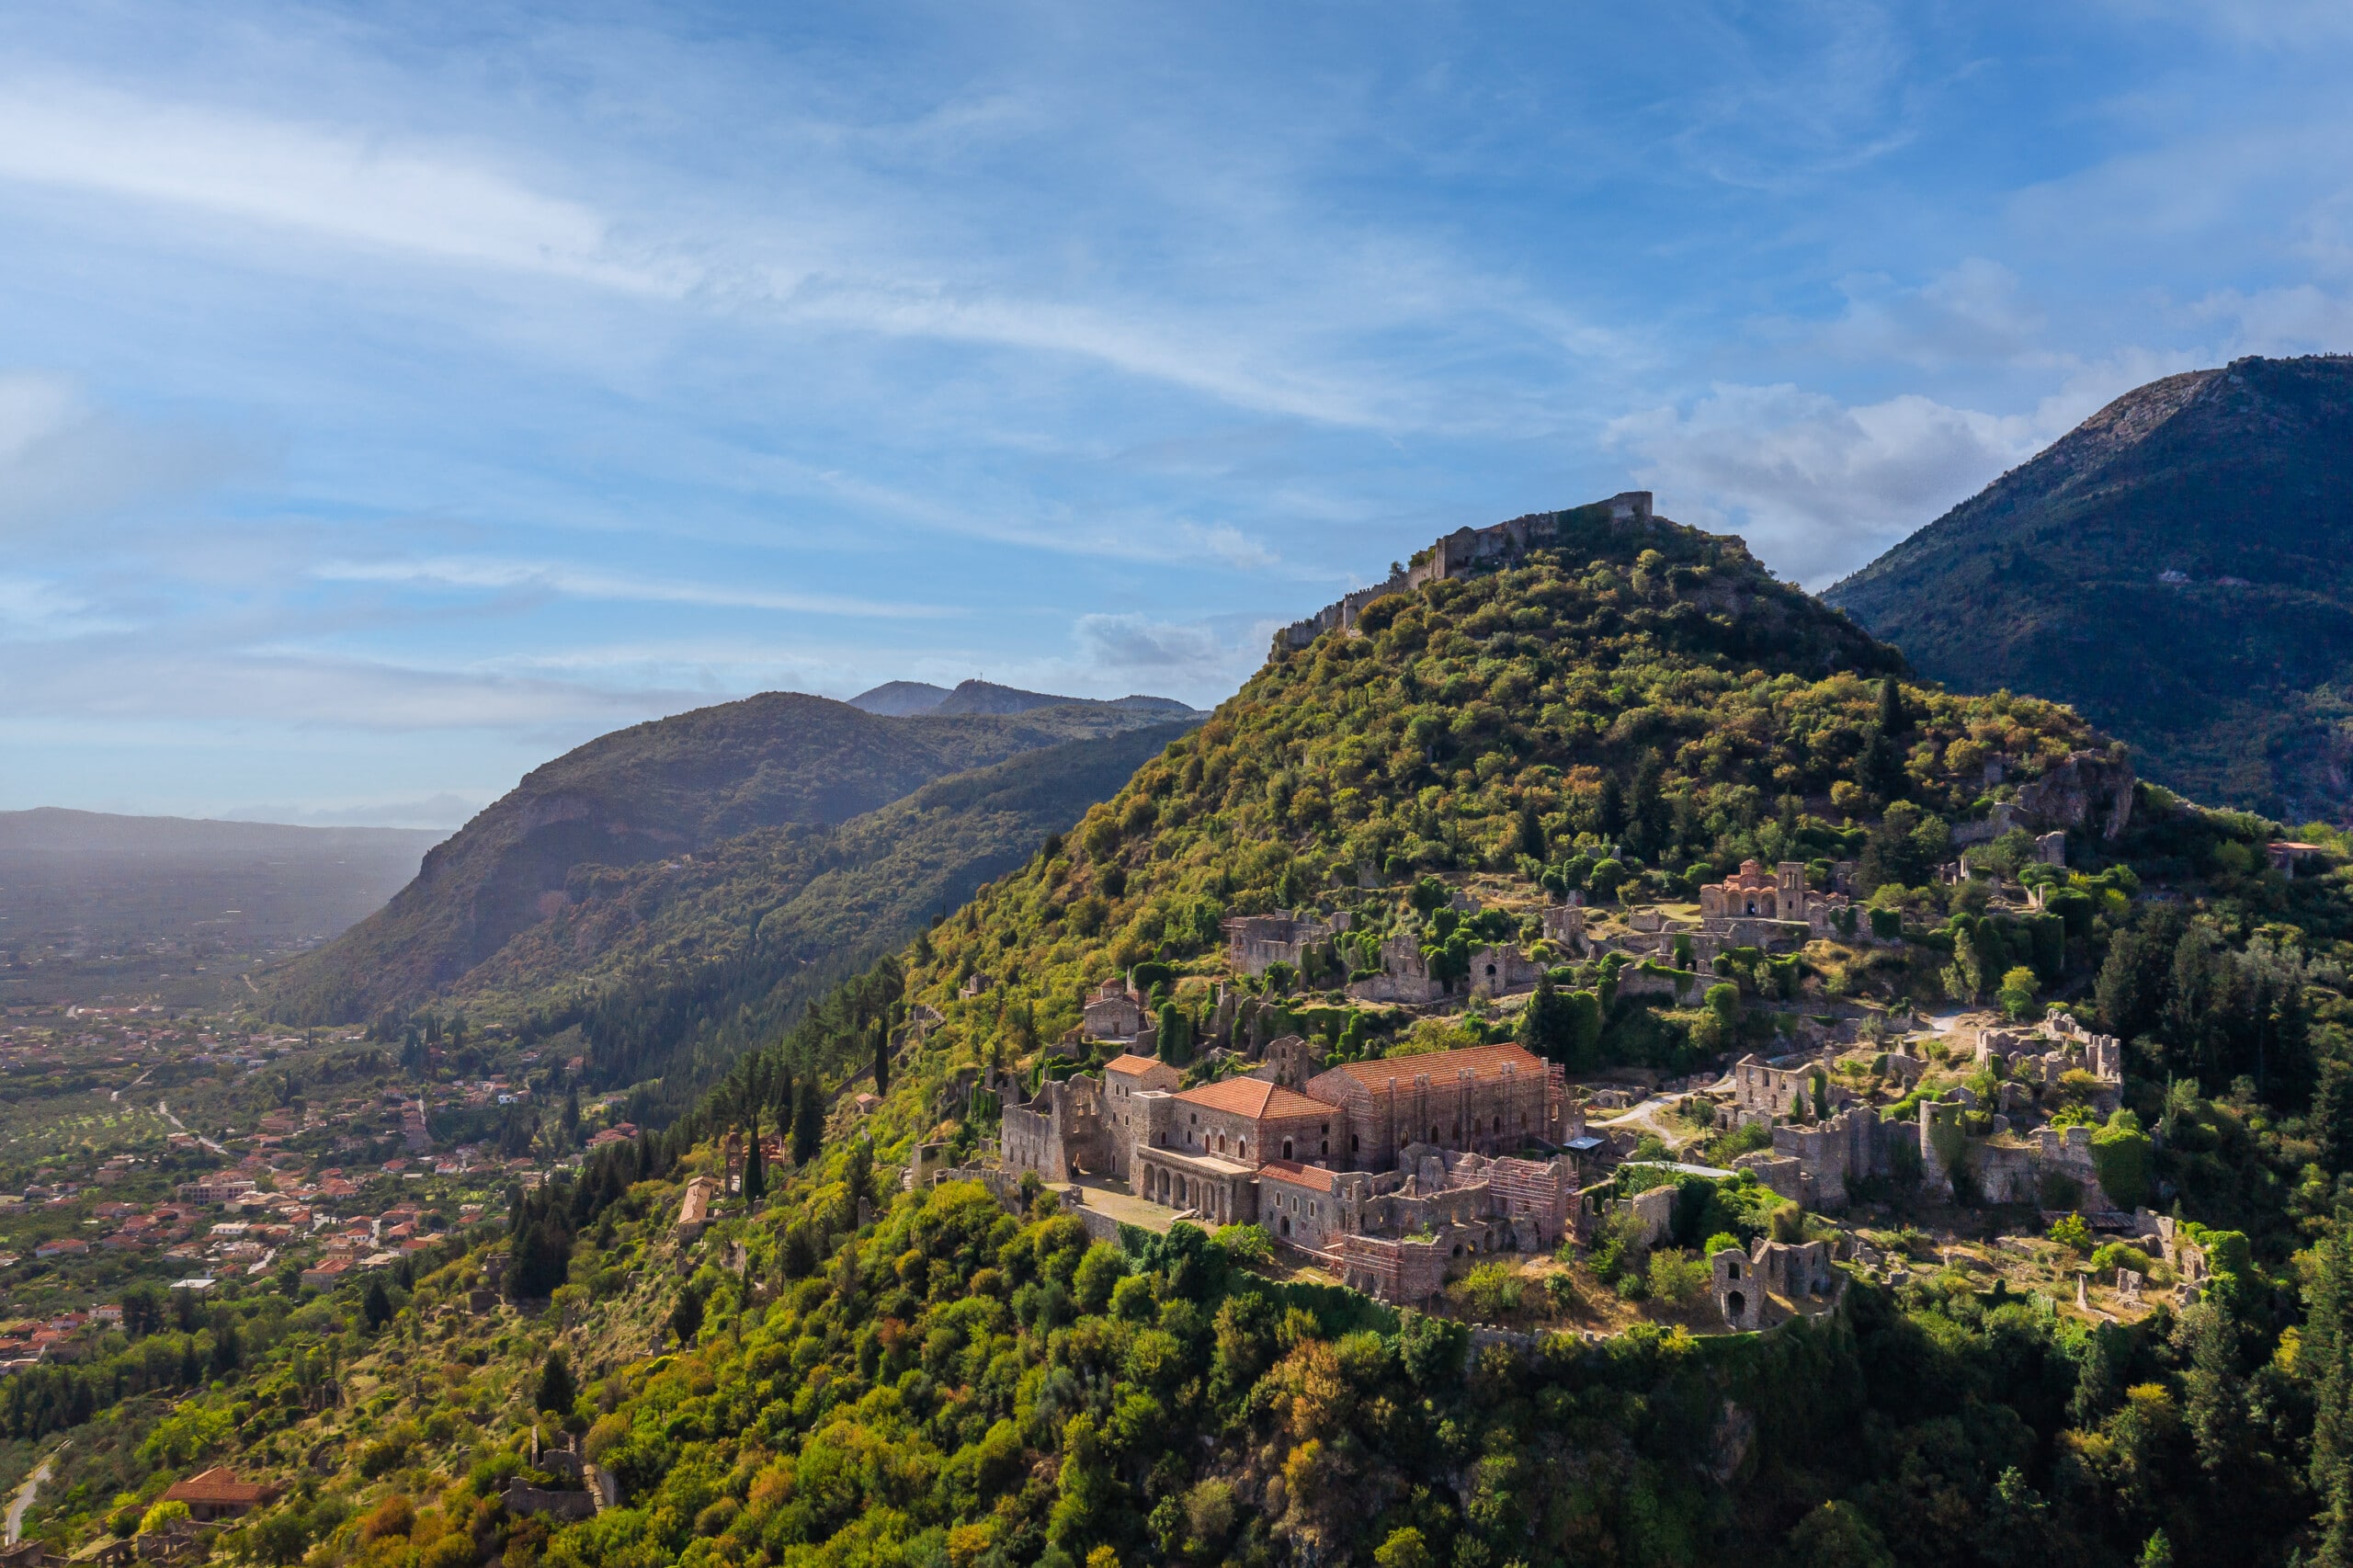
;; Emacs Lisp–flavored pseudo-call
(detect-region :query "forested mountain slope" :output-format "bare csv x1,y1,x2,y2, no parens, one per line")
467,721,1198,1111
1826,354,2353,822
40,500,2353,1568
262,691,1188,1021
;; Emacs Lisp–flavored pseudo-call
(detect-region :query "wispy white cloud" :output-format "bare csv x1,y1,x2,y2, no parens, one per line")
0,574,130,640
0,370,247,536
1806,259,2055,369
0,77,685,293
2190,284,2353,357
2,641,710,731
309,556,954,619
1065,611,1267,701
1608,384,2045,585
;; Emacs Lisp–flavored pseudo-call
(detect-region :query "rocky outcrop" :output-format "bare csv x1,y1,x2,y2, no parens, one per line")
2012,750,2135,841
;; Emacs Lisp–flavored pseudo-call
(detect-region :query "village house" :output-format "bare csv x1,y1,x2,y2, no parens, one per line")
1098,1054,1182,1176
161,1468,277,1522
1080,977,1148,1043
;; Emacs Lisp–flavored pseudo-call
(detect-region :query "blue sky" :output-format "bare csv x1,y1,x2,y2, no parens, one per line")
4,1,2351,827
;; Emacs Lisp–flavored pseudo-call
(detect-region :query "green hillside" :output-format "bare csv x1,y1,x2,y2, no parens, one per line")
467,722,1198,1114
1826,354,2353,823
23,499,2353,1568
262,692,1189,1022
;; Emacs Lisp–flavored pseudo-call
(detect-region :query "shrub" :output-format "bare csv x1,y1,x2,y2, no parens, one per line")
358,1495,415,1543
2091,1115,2154,1210
1210,1224,1274,1266
139,1502,192,1537
1997,965,2039,1020
1646,1248,1709,1306
2090,1242,2158,1280
1450,1261,1526,1319
2048,1213,2093,1254
1703,1231,1743,1257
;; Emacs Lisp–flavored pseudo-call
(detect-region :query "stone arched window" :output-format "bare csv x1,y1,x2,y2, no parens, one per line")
1282,1138,1293,1160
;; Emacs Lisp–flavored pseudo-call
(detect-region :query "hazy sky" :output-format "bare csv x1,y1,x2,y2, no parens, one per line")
4,2,2350,827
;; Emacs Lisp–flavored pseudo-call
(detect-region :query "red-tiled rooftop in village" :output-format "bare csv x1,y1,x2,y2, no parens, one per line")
164,1468,273,1506
1174,1078,1327,1119
1255,1158,1338,1189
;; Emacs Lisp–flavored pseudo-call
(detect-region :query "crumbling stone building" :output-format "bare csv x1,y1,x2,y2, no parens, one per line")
1733,1105,1887,1210
1081,977,1148,1043
1000,1074,1108,1181
1725,1050,1845,1120
1222,912,1339,978
1345,933,1542,1005
1712,1236,1838,1330
1278,492,1656,650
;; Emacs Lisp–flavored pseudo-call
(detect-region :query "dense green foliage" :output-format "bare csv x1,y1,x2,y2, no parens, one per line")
517,1157,2323,1568
853,508,2097,1067
1828,354,2353,822
40,505,2353,1568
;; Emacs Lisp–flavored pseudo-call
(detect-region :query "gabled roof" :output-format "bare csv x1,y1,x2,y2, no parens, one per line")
1175,1077,1327,1119
1316,1041,1552,1089
1104,1054,1176,1078
1256,1159,1338,1191
164,1467,272,1506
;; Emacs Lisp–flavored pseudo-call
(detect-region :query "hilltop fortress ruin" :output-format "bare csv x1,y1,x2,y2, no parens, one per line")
1279,491,1659,651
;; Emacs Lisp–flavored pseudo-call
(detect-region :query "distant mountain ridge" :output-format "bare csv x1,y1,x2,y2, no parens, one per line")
460,719,1196,1111
847,677,1197,719
0,807,442,857
0,809,443,949
262,687,1195,1023
1826,354,2353,821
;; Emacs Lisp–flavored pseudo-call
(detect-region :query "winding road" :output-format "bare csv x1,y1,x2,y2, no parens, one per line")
157,1099,229,1156
5,1445,61,1544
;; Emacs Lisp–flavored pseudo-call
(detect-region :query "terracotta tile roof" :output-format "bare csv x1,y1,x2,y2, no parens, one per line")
1176,1078,1327,1119
1256,1159,1338,1190
164,1468,273,1506
1104,1054,1173,1077
1320,1042,1552,1089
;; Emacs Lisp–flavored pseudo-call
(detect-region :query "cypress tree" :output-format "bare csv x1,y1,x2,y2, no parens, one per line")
743,1125,767,1203
536,1348,576,1415
791,1080,824,1165
872,1022,891,1096
361,1276,393,1332
2310,1223,2353,1567
1515,802,1545,860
